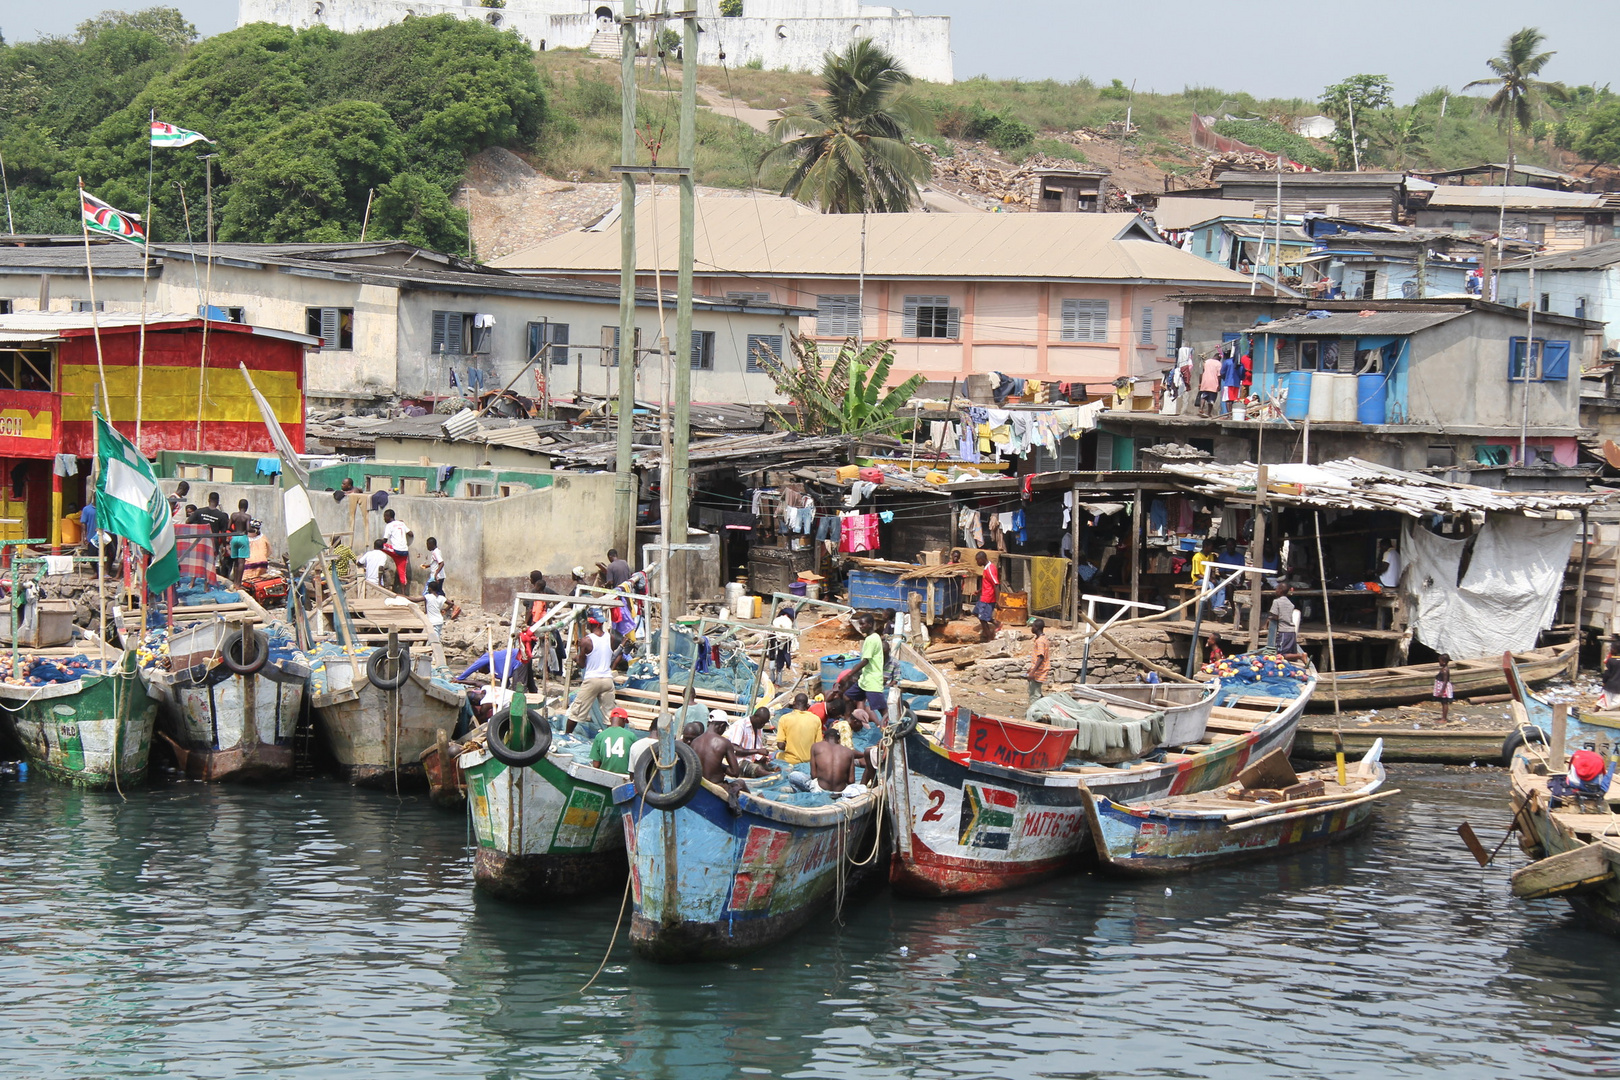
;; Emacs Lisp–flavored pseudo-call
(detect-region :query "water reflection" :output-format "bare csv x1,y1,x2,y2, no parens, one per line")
3,766,1620,1078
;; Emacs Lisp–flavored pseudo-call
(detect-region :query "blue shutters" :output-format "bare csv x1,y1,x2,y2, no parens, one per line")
1541,340,1570,381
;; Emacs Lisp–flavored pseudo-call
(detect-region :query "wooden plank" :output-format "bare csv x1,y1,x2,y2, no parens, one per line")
1511,843,1615,899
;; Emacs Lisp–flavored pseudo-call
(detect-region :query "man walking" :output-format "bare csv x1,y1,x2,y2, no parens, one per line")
566,614,618,732
974,551,999,643
382,509,410,593
1027,618,1051,705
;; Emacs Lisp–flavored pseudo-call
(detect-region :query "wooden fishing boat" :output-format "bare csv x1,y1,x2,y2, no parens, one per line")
889,650,1316,898
1503,651,1620,765
0,647,159,789
1063,681,1217,748
307,595,464,789
1508,750,1620,934
1079,740,1393,874
616,773,884,963
461,721,629,901
420,728,467,809
1308,641,1575,712
120,591,309,782
1291,723,1506,765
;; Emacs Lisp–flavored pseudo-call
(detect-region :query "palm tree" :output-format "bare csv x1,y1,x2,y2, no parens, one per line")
761,39,933,213
1464,27,1567,185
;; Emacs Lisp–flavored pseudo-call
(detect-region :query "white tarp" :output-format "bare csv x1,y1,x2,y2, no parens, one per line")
1402,512,1577,658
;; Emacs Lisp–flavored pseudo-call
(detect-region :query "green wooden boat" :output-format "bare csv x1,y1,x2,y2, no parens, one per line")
0,648,159,789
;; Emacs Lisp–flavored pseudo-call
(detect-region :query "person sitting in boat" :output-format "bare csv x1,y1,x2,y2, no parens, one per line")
1549,748,1612,806
776,693,821,766
628,714,660,775
725,708,777,777
692,715,744,785
809,727,875,798
840,706,884,753
241,522,272,582
844,685,881,734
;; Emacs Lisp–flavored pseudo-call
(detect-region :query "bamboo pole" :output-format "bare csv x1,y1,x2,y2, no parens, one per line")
1313,510,1341,714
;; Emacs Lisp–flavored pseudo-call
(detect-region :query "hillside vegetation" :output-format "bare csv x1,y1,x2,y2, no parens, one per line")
2,9,1618,252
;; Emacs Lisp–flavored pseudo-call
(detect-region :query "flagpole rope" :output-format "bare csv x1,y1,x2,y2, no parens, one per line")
77,181,113,420
136,108,156,451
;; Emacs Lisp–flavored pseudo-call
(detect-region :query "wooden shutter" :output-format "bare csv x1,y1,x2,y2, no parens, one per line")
690,330,714,370
1542,340,1570,381
601,325,618,366
902,297,920,338
1139,306,1154,345
1166,315,1184,355
320,308,340,350
946,306,961,339
747,334,782,373
528,321,545,361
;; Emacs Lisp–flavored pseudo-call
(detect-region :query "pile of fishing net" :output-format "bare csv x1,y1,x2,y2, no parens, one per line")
22,655,116,685
1027,695,1166,762
743,762,835,808
1202,652,1311,702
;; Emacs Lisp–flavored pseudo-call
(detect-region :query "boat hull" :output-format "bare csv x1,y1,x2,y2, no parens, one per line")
312,655,464,789
148,662,306,782
889,677,1311,898
462,745,625,901
3,657,159,789
619,780,881,963
1081,788,1381,876
1311,642,1575,712
1510,756,1620,934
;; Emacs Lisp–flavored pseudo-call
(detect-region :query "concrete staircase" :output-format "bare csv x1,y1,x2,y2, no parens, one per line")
588,29,620,57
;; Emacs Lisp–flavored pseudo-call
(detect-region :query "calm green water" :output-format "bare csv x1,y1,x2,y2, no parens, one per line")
3,765,1619,1080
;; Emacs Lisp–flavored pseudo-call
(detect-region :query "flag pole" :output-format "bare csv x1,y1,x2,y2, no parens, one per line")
136,109,156,451
77,180,113,419
195,153,216,451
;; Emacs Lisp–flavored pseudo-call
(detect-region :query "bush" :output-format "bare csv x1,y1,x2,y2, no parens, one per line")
1099,78,1129,101
1030,138,1086,163
988,116,1035,151
1210,118,1333,169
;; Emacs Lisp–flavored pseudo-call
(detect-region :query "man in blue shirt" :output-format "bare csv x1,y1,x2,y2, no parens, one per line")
454,647,536,692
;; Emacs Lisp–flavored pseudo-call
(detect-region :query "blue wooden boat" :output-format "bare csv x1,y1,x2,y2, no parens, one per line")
614,771,884,963
1079,740,1392,875
1502,651,1620,764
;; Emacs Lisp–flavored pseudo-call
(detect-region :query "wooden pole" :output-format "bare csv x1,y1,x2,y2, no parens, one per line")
1551,701,1568,772
1248,465,1268,651
612,0,640,563
668,10,697,588
1574,507,1589,670
1067,479,1082,627
1130,486,1142,606
1313,510,1341,714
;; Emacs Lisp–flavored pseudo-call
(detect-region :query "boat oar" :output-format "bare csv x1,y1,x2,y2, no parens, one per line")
1458,801,1531,867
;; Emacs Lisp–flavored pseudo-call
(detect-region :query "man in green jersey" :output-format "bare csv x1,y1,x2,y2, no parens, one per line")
589,706,636,773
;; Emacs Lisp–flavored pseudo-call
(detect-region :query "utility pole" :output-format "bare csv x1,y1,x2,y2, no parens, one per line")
613,0,640,562
669,10,698,597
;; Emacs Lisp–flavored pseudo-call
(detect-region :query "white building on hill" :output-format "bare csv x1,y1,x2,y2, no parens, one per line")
236,0,955,83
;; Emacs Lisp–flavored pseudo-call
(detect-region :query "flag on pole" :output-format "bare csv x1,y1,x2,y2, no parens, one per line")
239,363,324,570
94,413,178,593
150,120,215,149
81,190,146,247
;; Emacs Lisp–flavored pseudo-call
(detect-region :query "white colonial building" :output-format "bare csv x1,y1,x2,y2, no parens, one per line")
236,0,955,83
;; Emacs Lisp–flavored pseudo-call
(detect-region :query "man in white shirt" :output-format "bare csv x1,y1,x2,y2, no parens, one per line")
358,540,390,587
1378,540,1402,589
382,509,410,592
421,580,447,638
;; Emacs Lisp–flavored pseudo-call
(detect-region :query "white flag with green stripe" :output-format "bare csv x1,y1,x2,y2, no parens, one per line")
94,413,179,593
150,120,214,148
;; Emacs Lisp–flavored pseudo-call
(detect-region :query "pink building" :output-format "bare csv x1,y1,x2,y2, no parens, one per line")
493,195,1265,392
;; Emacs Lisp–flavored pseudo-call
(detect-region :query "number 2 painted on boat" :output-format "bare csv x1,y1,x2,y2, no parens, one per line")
922,788,945,822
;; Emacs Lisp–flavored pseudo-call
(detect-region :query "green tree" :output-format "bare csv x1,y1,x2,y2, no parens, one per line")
1464,27,1567,184
1575,100,1620,164
219,100,403,242
369,172,468,251
761,39,932,213
1319,74,1393,167
74,8,197,49
719,0,742,15
753,336,924,436
1370,105,1432,169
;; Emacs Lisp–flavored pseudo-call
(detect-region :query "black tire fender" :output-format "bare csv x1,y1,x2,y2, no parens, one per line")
632,738,702,810
487,707,552,768
887,709,918,741
1502,725,1548,767
219,628,269,677
366,644,412,691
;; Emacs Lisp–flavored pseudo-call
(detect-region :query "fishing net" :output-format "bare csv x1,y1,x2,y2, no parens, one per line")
1027,694,1165,761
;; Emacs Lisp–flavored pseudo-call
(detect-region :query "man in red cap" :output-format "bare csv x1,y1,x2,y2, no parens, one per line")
1551,748,1611,806
589,706,636,773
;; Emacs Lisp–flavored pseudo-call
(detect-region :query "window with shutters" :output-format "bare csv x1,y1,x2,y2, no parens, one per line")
601,326,642,366
431,310,473,355
306,307,354,350
1166,315,1184,355
727,291,771,304
1541,340,1571,381
527,322,570,365
0,301,11,315
1509,337,1544,381
746,334,783,373
1059,298,1108,342
690,330,715,370
902,295,959,339
70,300,105,313
816,294,862,338
470,316,494,355
1138,306,1154,345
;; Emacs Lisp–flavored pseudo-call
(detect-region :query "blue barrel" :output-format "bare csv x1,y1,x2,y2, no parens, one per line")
1283,371,1313,420
1356,373,1387,425
819,653,857,695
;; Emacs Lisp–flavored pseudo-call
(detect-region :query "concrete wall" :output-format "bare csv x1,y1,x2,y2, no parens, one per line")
1497,266,1619,352
479,471,617,607
692,16,953,83
1404,312,1584,431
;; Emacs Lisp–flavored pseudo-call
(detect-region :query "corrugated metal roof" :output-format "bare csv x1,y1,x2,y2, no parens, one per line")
1217,171,1405,187
1424,186,1605,210
1255,310,1467,336
1149,197,1256,231
1224,222,1312,242
0,311,320,346
493,194,1259,286
1500,239,1620,272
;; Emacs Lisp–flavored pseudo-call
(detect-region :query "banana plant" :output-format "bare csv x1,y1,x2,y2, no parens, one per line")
753,335,924,436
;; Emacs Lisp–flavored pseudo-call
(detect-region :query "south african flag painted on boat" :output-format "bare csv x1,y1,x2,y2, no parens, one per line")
959,782,1016,850
80,190,145,247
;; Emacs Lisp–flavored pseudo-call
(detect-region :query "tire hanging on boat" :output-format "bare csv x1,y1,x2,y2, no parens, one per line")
365,644,412,691
219,628,270,676
487,707,552,768
1502,725,1549,767
887,709,919,741
632,738,702,810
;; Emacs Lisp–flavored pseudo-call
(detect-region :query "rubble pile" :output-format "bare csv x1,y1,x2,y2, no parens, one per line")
930,153,1103,208
1197,151,1312,184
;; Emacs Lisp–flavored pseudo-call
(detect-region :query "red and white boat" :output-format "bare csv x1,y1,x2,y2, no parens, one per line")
888,652,1315,898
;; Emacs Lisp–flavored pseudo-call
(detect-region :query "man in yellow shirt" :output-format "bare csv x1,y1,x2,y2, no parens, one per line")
776,692,821,765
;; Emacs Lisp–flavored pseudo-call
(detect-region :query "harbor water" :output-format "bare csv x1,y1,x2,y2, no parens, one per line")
4,765,1620,1079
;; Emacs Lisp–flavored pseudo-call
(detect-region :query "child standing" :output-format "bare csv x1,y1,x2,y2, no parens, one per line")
421,536,444,585
1433,653,1454,722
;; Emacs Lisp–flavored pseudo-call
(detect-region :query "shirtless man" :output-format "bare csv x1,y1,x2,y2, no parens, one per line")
810,728,875,796
690,718,741,785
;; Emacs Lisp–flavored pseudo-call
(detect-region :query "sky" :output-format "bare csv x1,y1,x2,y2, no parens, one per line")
2,0,1615,104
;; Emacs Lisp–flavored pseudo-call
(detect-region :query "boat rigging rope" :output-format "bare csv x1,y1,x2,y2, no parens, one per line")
578,785,647,994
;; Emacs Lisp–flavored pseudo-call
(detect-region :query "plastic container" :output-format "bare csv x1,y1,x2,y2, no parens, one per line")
725,581,746,610
1231,400,1247,421
1283,371,1312,420
788,581,807,598
1356,373,1388,425
1332,374,1358,422
60,514,83,545
1308,372,1336,422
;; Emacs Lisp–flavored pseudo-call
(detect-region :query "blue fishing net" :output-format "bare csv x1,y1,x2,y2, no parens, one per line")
627,629,758,698
1202,652,1310,704
23,655,116,685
